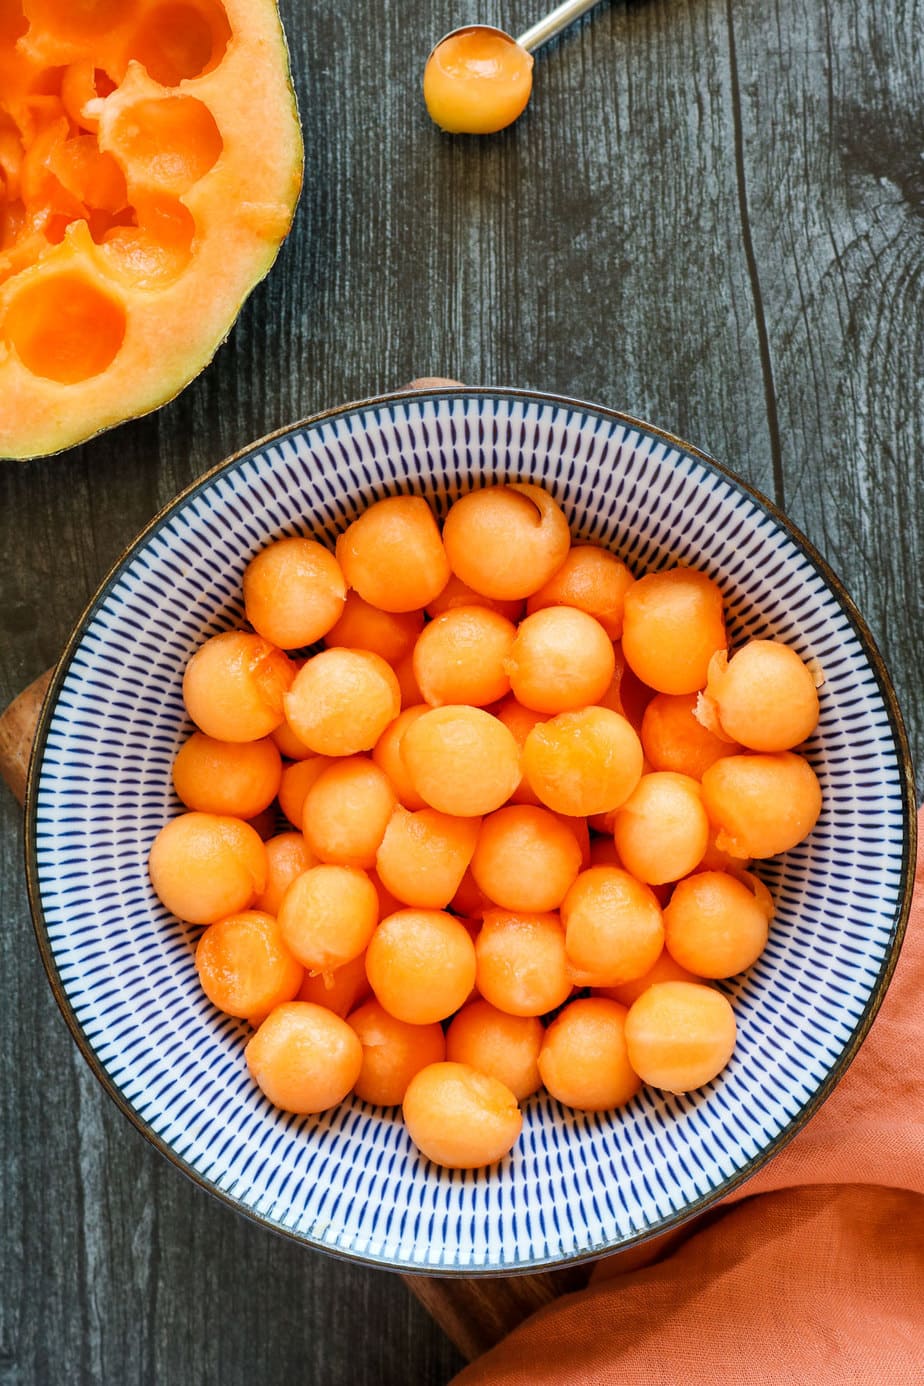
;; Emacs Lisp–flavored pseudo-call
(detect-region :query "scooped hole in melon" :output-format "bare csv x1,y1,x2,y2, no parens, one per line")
50,136,128,213
129,1,232,87
100,193,195,286
60,62,117,132
111,95,223,193
0,198,23,254
4,270,126,381
23,0,130,40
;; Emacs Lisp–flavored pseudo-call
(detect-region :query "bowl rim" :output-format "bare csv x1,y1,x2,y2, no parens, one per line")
24,385,918,1276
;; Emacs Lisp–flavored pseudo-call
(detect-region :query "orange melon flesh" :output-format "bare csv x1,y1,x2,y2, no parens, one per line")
0,0,303,458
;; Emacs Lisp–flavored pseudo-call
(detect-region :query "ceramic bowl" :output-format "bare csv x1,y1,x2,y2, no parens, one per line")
26,389,916,1273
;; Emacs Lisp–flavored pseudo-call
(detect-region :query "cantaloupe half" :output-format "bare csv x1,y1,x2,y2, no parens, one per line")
0,0,303,459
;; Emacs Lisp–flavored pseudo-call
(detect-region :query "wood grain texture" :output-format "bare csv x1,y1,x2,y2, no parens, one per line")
1,0,922,1382
407,1265,592,1363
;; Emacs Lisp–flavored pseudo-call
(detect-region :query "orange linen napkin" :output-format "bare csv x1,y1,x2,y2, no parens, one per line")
453,808,924,1386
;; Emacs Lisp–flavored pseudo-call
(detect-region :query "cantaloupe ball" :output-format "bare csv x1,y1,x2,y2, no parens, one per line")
595,947,707,1007
470,805,582,913
172,732,282,819
663,870,772,978
366,910,476,1023
369,868,404,921
614,644,657,732
493,695,550,806
423,27,534,136
538,998,641,1111
701,752,822,858
442,483,571,600
148,812,266,924
400,705,521,816
402,1062,522,1169
475,909,571,1017
450,866,494,918
505,607,616,714
295,948,371,1017
392,649,425,708
243,536,346,649
446,1001,543,1101
624,982,737,1093
621,567,727,695
246,806,280,841
372,705,430,810
587,805,620,837
641,692,741,780
588,836,623,868
595,665,627,719
271,714,317,761
277,755,332,828
526,545,634,640
732,867,776,918
613,772,710,884
196,910,303,1018
254,832,319,915
522,706,643,816
302,757,396,867
284,648,400,756
335,495,450,613
348,999,446,1106
456,913,484,942
560,812,591,868
245,1002,363,1114
413,606,516,707
447,947,483,1020
277,864,379,974
561,866,665,987
700,641,820,751
183,631,296,742
324,591,424,664
375,805,480,908
426,573,525,623
698,828,752,874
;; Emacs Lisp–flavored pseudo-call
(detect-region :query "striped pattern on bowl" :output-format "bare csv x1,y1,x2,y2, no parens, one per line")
27,390,914,1273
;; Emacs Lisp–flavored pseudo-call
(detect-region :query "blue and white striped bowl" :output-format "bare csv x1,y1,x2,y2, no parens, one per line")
27,389,916,1273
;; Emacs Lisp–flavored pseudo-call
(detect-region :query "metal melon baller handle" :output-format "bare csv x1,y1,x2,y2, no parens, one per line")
516,0,605,53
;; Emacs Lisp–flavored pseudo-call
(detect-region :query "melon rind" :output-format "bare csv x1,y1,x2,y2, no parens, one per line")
0,0,304,460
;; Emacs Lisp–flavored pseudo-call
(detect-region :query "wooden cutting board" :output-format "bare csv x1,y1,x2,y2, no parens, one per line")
0,670,591,1362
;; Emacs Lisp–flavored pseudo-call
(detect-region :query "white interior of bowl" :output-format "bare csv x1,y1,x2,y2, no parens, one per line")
31,392,908,1271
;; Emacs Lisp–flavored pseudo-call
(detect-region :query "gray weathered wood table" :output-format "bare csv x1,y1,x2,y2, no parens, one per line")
1,1,921,1382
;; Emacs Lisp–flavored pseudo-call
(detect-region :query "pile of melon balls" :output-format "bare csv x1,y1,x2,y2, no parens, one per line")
147,482,823,1170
